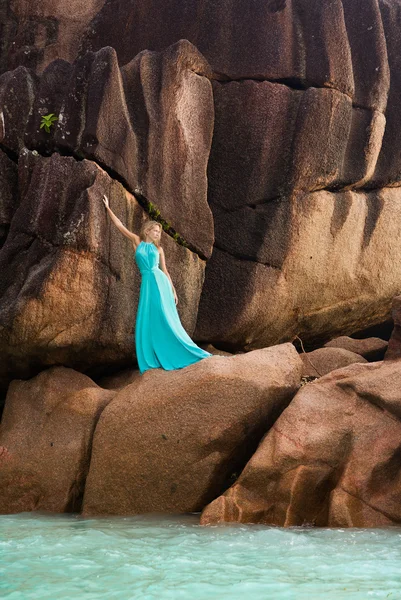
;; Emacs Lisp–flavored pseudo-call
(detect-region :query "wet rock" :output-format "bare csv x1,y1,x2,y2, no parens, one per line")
82,343,302,516
201,360,401,527
0,367,115,514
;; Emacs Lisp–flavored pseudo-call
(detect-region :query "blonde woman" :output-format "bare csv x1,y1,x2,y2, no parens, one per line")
102,195,212,373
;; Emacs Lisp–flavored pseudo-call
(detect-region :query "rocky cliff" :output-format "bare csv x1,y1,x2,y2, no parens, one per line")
1,0,401,526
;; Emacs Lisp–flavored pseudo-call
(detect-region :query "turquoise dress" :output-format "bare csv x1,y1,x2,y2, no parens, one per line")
134,241,212,374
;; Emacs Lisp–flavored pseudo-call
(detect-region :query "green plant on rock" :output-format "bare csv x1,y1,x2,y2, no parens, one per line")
142,196,188,248
40,113,58,133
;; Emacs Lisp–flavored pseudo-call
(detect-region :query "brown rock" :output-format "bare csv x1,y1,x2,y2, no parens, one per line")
324,335,388,361
199,344,233,357
385,295,401,361
82,343,303,516
0,367,115,514
208,78,385,211
0,151,206,389
0,151,18,248
2,0,391,116
2,0,107,74
96,369,142,391
0,66,38,154
300,347,367,378
372,1,401,187
81,0,354,98
4,42,214,258
342,0,389,112
201,360,401,527
196,187,401,350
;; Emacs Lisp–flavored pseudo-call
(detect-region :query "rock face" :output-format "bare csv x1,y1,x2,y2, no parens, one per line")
201,360,401,527
0,151,206,389
0,367,115,514
2,2,401,352
195,188,401,350
1,0,107,74
0,41,215,258
0,151,18,248
1,0,401,529
82,344,302,515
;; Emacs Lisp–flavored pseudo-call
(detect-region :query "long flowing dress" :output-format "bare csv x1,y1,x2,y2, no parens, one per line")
134,241,212,374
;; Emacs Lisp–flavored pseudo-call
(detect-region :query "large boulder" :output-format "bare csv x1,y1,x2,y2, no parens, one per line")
201,360,401,527
324,335,388,361
82,343,303,516
0,151,206,390
0,367,115,514
300,347,367,378
195,187,401,350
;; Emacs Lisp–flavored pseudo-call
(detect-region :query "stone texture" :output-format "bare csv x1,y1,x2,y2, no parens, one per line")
208,79,384,216
2,0,107,74
96,369,143,391
0,151,18,248
0,66,38,154
201,360,401,527
2,1,392,111
0,367,114,514
385,295,401,361
0,42,215,258
324,335,388,361
0,151,206,389
82,343,303,516
196,188,401,350
300,347,367,378
81,0,357,98
372,1,401,188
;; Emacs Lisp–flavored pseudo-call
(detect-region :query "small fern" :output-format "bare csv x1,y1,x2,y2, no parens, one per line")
40,113,58,134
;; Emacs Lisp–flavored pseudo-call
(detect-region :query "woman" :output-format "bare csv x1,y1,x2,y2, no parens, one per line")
102,195,212,373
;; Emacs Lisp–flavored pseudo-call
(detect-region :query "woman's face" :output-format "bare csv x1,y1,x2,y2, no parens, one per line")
146,225,162,242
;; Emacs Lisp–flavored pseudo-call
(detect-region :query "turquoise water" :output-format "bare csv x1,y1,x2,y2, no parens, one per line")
1,514,400,600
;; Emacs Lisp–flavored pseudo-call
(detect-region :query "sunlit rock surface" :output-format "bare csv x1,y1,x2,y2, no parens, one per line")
201,360,401,527
0,367,115,514
82,344,302,515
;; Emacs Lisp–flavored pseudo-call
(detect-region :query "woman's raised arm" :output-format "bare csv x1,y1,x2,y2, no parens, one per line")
102,195,140,248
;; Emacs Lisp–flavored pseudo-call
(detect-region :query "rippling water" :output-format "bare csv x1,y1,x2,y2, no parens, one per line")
1,514,400,599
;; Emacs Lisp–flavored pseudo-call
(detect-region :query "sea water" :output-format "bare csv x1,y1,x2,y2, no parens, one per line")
1,513,400,600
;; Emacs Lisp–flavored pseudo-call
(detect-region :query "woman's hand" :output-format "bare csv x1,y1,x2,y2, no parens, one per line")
173,288,178,305
102,194,109,208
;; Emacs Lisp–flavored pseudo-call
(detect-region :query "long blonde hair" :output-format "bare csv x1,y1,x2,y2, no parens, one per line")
140,220,162,247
